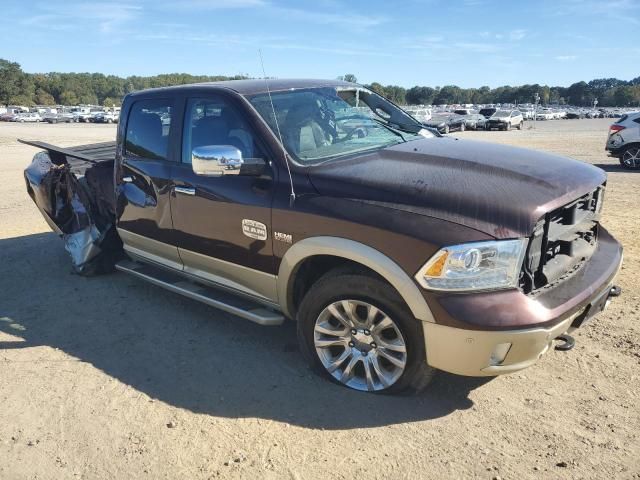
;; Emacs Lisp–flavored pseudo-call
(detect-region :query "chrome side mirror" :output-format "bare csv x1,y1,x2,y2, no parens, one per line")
192,145,243,176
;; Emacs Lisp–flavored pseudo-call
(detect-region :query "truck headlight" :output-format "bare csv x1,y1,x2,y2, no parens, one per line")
415,239,528,292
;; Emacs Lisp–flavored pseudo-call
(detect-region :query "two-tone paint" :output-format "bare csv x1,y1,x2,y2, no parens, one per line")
109,79,622,377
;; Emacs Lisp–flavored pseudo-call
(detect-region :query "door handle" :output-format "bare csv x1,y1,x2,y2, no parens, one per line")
122,176,133,183
174,186,196,196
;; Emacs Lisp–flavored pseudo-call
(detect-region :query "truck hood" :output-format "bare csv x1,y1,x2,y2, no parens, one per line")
307,137,606,238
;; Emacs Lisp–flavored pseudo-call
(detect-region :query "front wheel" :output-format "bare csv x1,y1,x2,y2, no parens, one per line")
620,145,640,170
297,271,435,393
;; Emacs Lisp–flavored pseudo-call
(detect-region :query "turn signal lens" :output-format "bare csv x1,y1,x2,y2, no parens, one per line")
424,250,449,277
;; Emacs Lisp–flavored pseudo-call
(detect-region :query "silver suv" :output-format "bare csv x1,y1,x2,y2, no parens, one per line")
606,111,640,169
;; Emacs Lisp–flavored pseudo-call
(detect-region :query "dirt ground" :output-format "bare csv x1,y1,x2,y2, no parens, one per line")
1,119,638,480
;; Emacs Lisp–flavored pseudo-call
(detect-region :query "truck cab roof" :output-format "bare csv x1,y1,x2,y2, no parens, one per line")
127,78,356,98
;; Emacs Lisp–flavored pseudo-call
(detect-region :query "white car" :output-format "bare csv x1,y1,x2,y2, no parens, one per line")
15,113,42,123
485,110,524,130
606,111,640,169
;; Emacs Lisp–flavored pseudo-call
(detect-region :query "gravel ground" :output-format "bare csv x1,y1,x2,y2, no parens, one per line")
0,119,638,479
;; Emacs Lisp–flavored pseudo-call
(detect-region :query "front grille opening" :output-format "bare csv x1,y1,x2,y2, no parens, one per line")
520,185,604,294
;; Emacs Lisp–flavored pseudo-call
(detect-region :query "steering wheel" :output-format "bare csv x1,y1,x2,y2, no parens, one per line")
340,124,369,141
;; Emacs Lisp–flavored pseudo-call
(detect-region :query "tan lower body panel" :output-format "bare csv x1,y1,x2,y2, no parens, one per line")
118,229,278,304
178,248,278,304
423,312,580,377
118,229,182,270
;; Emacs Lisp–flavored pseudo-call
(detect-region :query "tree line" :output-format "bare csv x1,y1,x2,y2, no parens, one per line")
2,58,639,108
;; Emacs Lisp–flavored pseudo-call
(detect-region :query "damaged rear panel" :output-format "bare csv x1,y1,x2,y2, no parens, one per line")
22,141,123,275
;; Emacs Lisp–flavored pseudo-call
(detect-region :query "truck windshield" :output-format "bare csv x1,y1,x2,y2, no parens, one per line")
247,86,426,164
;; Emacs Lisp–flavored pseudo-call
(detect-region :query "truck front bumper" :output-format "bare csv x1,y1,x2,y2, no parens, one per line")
421,227,623,377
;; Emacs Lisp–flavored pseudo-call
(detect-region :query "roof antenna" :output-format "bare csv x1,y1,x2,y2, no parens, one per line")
259,49,296,206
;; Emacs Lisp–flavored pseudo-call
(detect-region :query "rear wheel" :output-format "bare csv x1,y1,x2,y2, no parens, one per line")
517,121,523,130
297,271,435,394
620,145,640,170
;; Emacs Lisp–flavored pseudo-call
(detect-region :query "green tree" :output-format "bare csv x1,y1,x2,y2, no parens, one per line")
60,91,79,105
35,88,55,105
0,59,24,105
338,73,358,83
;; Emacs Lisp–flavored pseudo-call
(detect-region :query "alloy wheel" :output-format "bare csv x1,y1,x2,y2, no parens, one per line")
622,147,640,169
313,299,407,392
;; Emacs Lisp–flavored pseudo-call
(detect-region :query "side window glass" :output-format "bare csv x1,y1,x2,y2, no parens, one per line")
125,99,173,161
183,97,260,164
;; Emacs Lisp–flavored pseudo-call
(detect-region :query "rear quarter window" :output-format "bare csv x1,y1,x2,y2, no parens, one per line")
125,99,173,161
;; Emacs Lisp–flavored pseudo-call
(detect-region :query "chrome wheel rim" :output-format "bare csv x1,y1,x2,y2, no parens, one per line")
314,300,407,392
622,147,640,169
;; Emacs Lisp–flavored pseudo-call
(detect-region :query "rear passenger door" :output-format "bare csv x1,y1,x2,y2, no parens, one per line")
170,94,277,302
116,98,182,270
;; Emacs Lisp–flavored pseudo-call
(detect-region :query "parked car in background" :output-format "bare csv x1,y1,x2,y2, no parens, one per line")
453,108,474,116
0,113,19,122
423,113,466,133
606,111,640,169
535,109,554,121
43,113,75,124
566,111,585,119
15,113,42,123
461,113,487,130
93,111,119,123
77,111,94,123
485,110,524,130
408,108,432,122
479,107,497,119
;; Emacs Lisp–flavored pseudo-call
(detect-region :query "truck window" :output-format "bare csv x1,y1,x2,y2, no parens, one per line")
125,99,173,161
182,98,257,164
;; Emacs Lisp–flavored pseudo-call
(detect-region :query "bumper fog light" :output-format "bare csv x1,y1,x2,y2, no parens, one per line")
490,342,512,366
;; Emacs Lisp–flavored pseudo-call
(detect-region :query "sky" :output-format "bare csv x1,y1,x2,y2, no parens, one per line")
1,0,638,88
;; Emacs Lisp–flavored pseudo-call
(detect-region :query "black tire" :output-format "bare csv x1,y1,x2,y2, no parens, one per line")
505,122,511,131
443,125,450,134
620,145,640,170
297,269,435,394
460,123,465,132
517,121,523,130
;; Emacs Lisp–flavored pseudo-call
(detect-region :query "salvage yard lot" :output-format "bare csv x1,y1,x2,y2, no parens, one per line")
1,119,638,479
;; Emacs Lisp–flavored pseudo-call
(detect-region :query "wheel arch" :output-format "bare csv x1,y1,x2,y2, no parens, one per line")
277,236,435,323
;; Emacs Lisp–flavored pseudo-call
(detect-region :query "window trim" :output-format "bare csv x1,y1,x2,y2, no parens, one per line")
123,97,177,163
180,94,265,165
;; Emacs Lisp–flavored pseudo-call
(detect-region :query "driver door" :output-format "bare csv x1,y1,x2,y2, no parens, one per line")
170,95,277,303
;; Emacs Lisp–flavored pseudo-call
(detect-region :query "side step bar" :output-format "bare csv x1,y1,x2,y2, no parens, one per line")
115,259,285,326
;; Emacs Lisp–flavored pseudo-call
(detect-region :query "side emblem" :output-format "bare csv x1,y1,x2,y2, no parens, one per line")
274,232,293,244
242,219,267,241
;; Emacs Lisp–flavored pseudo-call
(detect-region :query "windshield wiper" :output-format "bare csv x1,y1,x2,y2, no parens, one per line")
372,118,407,142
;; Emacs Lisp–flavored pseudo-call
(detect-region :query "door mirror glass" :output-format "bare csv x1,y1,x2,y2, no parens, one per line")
192,145,266,177
192,145,242,176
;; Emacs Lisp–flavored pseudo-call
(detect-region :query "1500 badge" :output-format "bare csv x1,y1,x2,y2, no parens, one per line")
241,219,267,241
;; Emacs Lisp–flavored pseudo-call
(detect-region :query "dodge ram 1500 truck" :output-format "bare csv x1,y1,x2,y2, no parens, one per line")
23,79,622,393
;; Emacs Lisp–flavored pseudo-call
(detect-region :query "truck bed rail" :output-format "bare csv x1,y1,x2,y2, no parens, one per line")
18,139,116,166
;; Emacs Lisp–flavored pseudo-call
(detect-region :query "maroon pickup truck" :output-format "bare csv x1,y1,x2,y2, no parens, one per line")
23,79,622,393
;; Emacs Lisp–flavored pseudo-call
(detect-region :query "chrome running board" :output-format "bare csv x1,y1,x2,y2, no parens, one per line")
115,259,285,326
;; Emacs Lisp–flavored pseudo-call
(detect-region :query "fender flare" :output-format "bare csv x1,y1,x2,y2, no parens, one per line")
277,236,435,323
